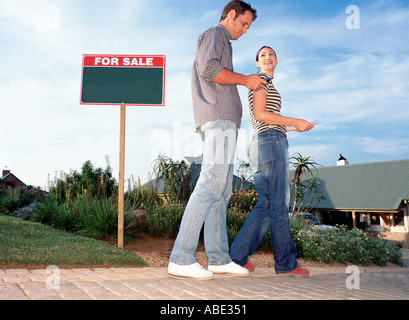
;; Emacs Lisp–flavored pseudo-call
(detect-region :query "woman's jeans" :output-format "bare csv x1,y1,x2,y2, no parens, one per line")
169,120,237,266
229,128,298,273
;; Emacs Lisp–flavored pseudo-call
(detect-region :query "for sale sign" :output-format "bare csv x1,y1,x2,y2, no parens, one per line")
80,54,166,106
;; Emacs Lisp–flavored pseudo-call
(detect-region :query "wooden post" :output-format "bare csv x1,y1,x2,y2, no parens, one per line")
352,211,357,228
118,103,126,248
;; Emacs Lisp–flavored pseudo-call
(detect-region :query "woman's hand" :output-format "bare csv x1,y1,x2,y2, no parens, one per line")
293,119,314,132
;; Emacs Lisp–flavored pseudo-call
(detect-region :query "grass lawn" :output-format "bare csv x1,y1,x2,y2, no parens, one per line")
0,214,147,269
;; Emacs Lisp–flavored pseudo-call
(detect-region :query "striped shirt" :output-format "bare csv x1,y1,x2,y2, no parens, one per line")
248,73,286,136
191,24,242,129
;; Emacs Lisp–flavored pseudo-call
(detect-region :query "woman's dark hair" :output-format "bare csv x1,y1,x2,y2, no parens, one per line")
256,46,277,61
220,1,257,22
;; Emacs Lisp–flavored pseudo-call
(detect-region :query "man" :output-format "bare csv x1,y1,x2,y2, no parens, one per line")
168,0,266,280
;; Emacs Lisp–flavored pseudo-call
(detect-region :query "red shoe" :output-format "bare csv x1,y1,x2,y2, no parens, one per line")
277,265,309,278
242,262,255,272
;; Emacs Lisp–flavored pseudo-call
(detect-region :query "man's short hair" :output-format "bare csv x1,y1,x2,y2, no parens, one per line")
220,1,257,22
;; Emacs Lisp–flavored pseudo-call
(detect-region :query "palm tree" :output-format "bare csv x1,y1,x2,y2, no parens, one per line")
289,153,321,213
293,177,326,214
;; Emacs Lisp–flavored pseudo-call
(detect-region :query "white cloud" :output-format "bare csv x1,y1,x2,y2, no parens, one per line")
1,0,409,188
357,137,409,156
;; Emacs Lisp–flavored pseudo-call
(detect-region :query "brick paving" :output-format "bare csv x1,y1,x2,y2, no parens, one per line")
1,265,408,300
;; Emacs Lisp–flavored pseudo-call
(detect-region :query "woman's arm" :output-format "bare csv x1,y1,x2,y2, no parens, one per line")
252,89,314,132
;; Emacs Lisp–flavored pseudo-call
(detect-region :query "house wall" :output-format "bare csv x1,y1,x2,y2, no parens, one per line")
1,177,22,188
0,171,24,189
362,204,408,233
358,203,409,248
317,210,354,228
373,232,409,248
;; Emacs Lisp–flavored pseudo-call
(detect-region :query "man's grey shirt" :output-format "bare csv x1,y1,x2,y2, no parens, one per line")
191,24,242,130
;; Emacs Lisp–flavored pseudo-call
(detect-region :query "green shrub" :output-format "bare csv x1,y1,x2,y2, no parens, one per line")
53,199,82,232
32,196,58,225
226,207,250,244
78,196,138,240
228,189,257,213
9,202,40,220
0,186,45,214
33,195,138,241
125,179,163,210
48,159,116,202
145,203,185,238
295,225,404,266
224,189,258,246
0,196,21,213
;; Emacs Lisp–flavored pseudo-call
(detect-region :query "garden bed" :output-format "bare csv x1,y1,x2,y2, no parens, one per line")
108,231,405,269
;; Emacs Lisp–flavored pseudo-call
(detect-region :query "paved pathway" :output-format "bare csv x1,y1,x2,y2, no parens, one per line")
1,264,408,300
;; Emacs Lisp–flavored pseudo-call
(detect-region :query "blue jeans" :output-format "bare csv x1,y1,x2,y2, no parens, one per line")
169,120,237,266
229,128,298,274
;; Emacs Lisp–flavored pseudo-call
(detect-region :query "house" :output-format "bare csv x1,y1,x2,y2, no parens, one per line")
181,155,250,191
0,170,25,189
142,155,250,194
294,158,409,246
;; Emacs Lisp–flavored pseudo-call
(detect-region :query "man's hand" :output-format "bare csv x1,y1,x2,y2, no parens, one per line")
212,69,267,90
244,74,267,91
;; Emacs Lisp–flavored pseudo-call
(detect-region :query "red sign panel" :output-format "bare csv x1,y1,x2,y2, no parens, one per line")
82,55,165,68
80,54,166,106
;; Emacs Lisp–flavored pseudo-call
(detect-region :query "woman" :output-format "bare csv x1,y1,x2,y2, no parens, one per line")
229,46,313,277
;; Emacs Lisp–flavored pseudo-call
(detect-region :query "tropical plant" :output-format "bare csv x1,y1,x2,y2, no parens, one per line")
151,154,192,203
234,159,254,190
289,153,322,213
292,177,326,214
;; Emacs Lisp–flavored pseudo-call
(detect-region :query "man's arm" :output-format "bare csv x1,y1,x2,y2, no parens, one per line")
212,68,267,91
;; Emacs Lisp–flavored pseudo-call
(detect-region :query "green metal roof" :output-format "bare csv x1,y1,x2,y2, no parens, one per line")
293,159,409,211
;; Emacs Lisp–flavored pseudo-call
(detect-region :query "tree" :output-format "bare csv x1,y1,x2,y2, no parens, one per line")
289,153,322,213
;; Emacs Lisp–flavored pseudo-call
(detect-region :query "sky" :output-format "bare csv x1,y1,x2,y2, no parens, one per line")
1,0,408,190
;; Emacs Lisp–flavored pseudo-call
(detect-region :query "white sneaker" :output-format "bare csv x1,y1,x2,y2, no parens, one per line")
167,262,213,280
208,262,249,276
